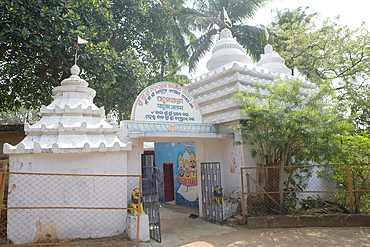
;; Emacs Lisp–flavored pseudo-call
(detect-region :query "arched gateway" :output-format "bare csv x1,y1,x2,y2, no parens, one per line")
120,81,234,241
121,80,233,206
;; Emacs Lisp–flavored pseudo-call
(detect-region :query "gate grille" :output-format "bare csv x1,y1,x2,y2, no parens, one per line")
201,162,223,224
142,167,161,242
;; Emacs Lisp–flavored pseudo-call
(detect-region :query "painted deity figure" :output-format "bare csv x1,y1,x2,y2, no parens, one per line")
178,154,184,176
190,153,196,177
184,159,190,177
177,148,198,202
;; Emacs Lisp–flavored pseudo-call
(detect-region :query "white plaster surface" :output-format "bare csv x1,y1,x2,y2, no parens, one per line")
223,201,239,219
7,153,130,244
8,209,127,244
185,28,315,126
257,44,292,75
206,29,251,71
4,65,133,244
3,65,131,154
127,213,150,242
202,138,244,200
8,152,127,174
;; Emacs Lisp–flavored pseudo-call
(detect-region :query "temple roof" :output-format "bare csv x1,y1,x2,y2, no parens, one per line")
206,29,251,71
185,29,315,125
3,65,131,154
257,44,292,75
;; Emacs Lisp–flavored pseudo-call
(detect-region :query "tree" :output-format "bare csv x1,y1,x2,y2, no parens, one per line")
233,78,352,212
179,0,272,72
268,10,370,129
233,78,351,167
0,108,40,125
320,130,370,213
233,78,353,212
267,6,316,76
0,0,189,121
271,6,316,29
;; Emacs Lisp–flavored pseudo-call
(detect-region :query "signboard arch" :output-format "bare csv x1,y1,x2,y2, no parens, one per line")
131,81,203,124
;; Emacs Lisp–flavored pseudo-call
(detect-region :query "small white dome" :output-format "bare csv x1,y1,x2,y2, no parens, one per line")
3,64,130,154
206,28,251,71
257,44,292,75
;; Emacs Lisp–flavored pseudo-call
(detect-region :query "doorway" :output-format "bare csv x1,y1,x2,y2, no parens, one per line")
142,150,154,167
162,162,175,202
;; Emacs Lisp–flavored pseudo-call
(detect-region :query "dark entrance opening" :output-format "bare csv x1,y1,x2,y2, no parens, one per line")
142,150,154,167
162,162,175,202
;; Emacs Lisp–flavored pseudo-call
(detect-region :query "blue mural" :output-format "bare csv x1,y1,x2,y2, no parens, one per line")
154,142,198,207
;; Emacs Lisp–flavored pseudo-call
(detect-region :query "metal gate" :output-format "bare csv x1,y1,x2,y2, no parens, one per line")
142,166,161,242
201,162,223,224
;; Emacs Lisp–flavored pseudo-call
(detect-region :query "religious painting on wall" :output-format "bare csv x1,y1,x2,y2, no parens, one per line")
176,146,198,204
154,142,198,207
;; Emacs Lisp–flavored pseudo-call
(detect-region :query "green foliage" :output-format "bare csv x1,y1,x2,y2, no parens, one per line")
0,0,189,121
0,108,40,125
282,166,313,212
300,196,325,210
320,131,370,214
269,9,370,129
180,0,271,72
335,131,370,164
233,79,354,212
233,78,352,166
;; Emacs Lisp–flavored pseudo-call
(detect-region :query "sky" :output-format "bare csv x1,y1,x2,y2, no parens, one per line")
187,0,369,78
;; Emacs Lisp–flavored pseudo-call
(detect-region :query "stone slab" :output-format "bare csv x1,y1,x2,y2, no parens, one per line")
127,213,150,242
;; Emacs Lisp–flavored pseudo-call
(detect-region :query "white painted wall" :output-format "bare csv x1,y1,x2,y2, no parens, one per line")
9,152,127,174
202,138,244,199
126,139,144,203
7,152,128,244
127,139,143,176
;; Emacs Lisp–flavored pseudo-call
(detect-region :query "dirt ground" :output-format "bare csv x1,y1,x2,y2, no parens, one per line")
140,203,370,247
183,226,370,247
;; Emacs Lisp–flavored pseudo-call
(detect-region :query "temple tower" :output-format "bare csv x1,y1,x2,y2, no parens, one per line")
3,65,132,244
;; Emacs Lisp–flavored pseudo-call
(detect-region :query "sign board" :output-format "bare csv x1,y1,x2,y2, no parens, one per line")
131,82,203,123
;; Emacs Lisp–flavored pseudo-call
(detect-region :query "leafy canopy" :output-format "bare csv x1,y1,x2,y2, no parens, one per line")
233,78,352,166
0,0,189,121
179,0,272,72
268,8,370,129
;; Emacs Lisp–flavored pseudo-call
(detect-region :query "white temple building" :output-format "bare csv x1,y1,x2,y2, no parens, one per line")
3,28,316,244
4,64,133,244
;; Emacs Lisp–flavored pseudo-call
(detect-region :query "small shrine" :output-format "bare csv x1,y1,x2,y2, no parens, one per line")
4,64,133,244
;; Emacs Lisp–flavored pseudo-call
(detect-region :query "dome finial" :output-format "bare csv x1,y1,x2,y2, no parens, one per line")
265,44,273,54
71,64,80,76
220,28,232,39
60,64,88,87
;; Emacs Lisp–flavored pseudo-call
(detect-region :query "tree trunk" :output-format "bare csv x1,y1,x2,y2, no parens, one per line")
160,62,165,81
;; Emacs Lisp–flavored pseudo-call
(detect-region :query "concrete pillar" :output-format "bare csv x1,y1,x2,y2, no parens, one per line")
194,139,205,217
